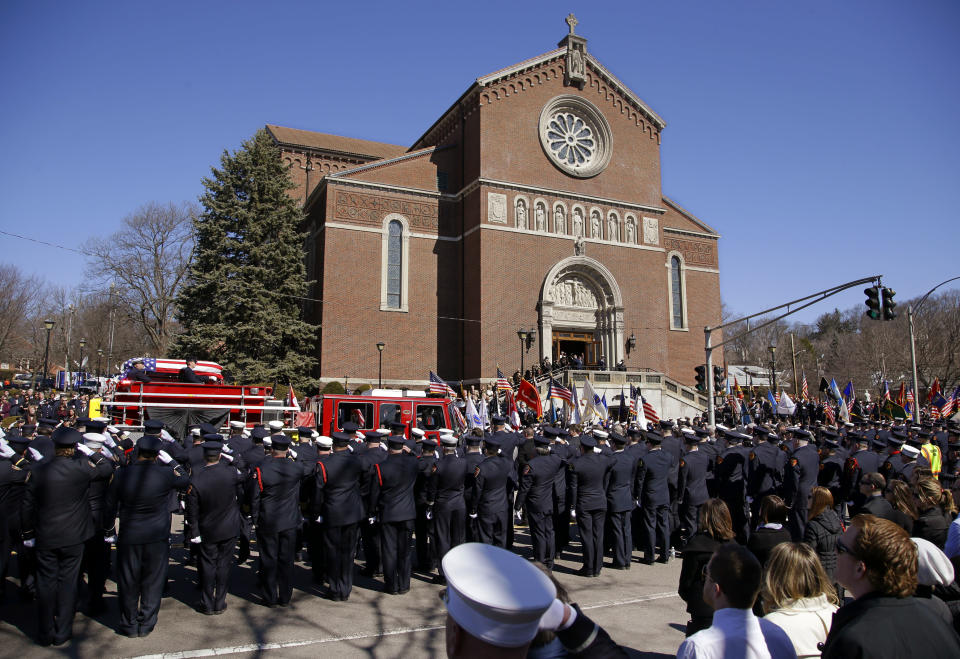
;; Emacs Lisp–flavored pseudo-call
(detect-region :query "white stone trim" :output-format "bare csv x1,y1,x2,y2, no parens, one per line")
685,265,720,274
323,221,454,241
663,226,720,240
665,250,689,330
380,214,410,313
476,178,665,215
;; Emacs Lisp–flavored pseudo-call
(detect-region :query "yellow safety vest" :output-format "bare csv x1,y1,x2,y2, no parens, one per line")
921,442,941,476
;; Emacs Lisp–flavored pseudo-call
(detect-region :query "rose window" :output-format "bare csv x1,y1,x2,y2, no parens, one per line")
538,95,612,178
547,112,596,167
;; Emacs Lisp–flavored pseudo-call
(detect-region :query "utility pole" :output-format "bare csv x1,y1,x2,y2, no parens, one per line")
791,333,799,396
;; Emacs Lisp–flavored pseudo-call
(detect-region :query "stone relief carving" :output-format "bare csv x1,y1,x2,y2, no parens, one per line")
554,206,566,234
515,198,527,229
552,277,598,309
607,215,619,242
642,217,659,245
335,191,438,230
590,210,601,238
535,202,546,231
625,218,636,244
572,208,584,237
488,192,507,224
574,236,585,256
664,237,716,266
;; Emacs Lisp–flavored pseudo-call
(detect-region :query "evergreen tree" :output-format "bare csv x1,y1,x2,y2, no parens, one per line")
173,128,318,389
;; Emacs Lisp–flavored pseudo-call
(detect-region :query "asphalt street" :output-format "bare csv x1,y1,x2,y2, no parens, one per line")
0,522,689,658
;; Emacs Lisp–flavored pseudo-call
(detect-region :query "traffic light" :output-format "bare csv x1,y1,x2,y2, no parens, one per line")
864,286,881,320
694,365,706,392
882,287,897,320
713,366,725,392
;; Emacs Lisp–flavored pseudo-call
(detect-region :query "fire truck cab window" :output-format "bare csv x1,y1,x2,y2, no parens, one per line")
379,403,402,429
416,404,443,430
337,402,374,429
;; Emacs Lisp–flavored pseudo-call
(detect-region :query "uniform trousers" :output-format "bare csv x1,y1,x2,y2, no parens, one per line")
306,520,326,583
477,507,508,547
555,509,571,552
117,540,169,636
607,510,632,568
80,533,111,607
432,506,465,569
788,500,810,542
322,523,359,599
679,500,702,547
380,520,413,593
527,511,556,568
35,543,84,645
721,489,750,544
642,503,671,560
198,536,235,613
576,508,606,575
256,528,296,606
414,504,433,570
2,519,35,596
359,518,380,574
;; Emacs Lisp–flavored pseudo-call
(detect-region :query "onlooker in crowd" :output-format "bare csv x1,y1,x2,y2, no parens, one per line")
914,478,950,549
853,472,894,519
678,499,737,636
911,537,955,628
748,495,792,569
761,543,839,658
885,479,917,534
803,487,841,583
677,543,797,659
821,514,960,658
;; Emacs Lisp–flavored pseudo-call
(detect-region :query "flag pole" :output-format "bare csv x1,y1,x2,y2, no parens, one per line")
790,333,799,397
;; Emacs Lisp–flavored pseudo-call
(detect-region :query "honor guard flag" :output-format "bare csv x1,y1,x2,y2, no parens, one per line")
569,383,582,424
286,384,299,410
548,379,573,405
517,378,543,419
824,404,836,425
929,377,942,402
931,393,950,420
829,379,851,423
881,381,892,402
896,382,906,406
496,368,512,393
581,378,605,421
905,387,915,415
639,389,659,424
800,372,809,401
429,371,456,398
734,377,744,400
777,391,797,416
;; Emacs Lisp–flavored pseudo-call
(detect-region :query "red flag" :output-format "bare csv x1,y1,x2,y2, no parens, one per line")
516,379,543,419
929,377,941,403
895,382,905,406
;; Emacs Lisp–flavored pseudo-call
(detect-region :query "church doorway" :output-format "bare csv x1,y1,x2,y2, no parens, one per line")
552,330,599,366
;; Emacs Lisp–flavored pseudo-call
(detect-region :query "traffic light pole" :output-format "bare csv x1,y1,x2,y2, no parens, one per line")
907,275,960,423
704,275,880,429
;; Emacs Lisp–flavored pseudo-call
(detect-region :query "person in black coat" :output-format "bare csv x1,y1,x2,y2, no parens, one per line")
178,358,205,384
248,434,313,608
636,430,673,565
677,499,737,636
784,428,820,541
461,432,485,543
357,431,388,577
76,431,118,616
427,435,469,580
604,432,639,570
569,435,612,577
471,435,511,548
369,436,419,594
747,427,785,521
678,431,711,546
914,477,950,549
102,434,189,638
514,434,563,570
747,495,792,570
716,428,752,544
185,441,244,615
127,360,152,383
312,432,367,601
21,428,112,646
0,434,36,602
853,471,896,520
414,437,439,572
804,486,843,583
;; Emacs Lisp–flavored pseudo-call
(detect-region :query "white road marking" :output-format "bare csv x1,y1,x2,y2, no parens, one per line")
131,590,679,659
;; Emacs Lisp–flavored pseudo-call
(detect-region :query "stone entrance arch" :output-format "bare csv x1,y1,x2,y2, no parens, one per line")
538,256,625,367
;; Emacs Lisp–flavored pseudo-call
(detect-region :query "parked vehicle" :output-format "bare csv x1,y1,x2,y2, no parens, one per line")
317,389,456,440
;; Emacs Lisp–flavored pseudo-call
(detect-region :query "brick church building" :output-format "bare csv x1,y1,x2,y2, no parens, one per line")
268,16,721,389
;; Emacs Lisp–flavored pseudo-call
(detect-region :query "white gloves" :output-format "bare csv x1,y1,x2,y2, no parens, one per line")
288,448,298,459
315,515,324,523
29,447,43,461
190,536,202,544
426,509,433,520
538,598,576,631
0,440,14,459
368,517,376,525
220,452,234,462
514,509,523,521
23,539,36,548
100,447,114,460
104,535,116,544
103,435,117,449
469,513,478,519
77,443,95,457
157,450,173,464
570,509,577,519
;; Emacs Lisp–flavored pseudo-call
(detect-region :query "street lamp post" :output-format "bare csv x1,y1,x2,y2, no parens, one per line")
41,319,54,390
376,342,385,389
78,338,86,384
97,349,103,378
769,345,777,395
517,329,527,377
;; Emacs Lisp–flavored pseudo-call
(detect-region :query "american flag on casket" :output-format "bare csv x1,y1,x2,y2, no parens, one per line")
120,357,223,379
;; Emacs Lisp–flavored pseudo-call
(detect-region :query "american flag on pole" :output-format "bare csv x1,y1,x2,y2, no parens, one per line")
906,387,915,415
548,379,573,405
628,384,638,416
639,389,659,424
121,357,222,379
824,404,836,425
800,372,809,401
495,367,512,393
881,381,891,402
429,371,456,398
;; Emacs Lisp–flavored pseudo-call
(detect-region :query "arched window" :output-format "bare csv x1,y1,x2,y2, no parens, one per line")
670,255,684,329
381,214,409,312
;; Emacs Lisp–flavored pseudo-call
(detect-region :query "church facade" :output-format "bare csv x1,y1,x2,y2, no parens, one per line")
269,17,722,389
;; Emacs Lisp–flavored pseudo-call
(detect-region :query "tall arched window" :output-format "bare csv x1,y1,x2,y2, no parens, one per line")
670,255,684,329
381,214,409,312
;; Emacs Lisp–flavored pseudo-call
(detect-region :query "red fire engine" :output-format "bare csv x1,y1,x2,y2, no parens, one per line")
317,389,456,440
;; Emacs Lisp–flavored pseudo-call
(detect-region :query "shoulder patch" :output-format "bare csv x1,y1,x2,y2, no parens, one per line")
431,463,438,475
790,458,798,467
523,464,532,476
474,466,481,478
749,451,756,461
715,456,724,464
679,458,686,468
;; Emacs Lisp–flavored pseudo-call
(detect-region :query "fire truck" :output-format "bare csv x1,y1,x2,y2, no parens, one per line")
101,358,299,434
317,389,458,440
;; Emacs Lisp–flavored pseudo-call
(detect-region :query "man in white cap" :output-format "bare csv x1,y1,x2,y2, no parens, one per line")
441,542,625,657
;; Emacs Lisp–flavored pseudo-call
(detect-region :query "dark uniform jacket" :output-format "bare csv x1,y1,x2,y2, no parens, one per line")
821,592,960,659
22,453,113,548
185,461,244,542
636,449,672,507
462,450,485,513
804,509,842,581
178,366,203,383
472,455,510,515
913,507,949,549
0,453,32,532
313,450,367,527
515,453,563,514
104,460,190,544
716,445,751,499
569,452,611,513
249,456,312,534
369,452,418,522
678,450,711,507
427,454,468,512
748,441,785,497
784,444,819,506
358,447,388,514
605,450,638,513
855,494,896,520
128,369,152,383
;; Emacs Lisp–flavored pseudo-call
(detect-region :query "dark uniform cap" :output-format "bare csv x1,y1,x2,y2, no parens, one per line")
38,418,58,428
905,438,922,449
644,430,663,444
695,427,710,438
579,435,597,448
84,419,107,432
201,440,224,453
918,430,932,439
7,433,30,447
330,431,353,445
465,434,483,445
297,426,315,438
491,415,507,425
20,424,37,435
342,421,360,433
387,435,407,449
542,426,560,438
824,438,840,449
483,435,503,449
872,437,887,449
627,427,644,437
363,430,383,441
199,422,218,435
821,428,839,439
270,433,291,447
659,420,674,430
389,421,407,432
533,435,551,447
421,437,438,449
138,434,163,452
891,430,908,441
143,419,164,434
250,427,270,440
792,429,813,440
609,431,627,445
51,426,82,446
887,435,905,448
202,433,224,443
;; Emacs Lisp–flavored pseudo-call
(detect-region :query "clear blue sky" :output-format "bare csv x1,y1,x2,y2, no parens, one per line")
2,0,958,321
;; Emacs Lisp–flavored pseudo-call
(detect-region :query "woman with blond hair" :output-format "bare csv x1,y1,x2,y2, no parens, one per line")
803,486,842,582
762,542,839,657
914,477,950,549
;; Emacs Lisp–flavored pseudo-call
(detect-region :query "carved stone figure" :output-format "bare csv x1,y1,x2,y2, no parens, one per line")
516,198,527,229
554,206,566,234
643,217,659,245
572,208,584,237
574,235,585,256
535,203,546,231
590,210,601,238
568,48,584,77
625,219,636,244
607,216,619,242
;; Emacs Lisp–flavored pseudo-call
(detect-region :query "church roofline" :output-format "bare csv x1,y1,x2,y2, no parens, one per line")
266,124,408,161
662,195,720,237
327,144,452,180
584,54,665,131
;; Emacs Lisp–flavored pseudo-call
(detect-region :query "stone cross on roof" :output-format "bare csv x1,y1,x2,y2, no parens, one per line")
565,13,578,35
